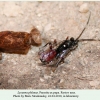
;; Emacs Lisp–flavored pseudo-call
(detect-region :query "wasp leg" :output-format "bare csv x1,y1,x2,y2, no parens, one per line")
66,36,69,40
38,42,53,54
55,57,63,67
43,42,52,47
54,39,57,46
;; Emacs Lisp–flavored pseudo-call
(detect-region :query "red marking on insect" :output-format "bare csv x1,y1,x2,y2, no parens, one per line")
38,12,100,68
40,49,56,63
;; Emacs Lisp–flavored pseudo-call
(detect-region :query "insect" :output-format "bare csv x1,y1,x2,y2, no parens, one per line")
0,27,42,60
38,12,100,67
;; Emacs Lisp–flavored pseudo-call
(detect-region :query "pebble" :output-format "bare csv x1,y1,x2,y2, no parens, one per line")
44,75,51,79
96,55,100,57
97,46,100,49
35,65,41,71
37,13,42,17
59,79,65,88
27,87,32,89
40,78,45,82
89,80,100,87
10,59,17,65
77,53,82,57
79,3,89,13
8,78,19,84
60,79,64,83
62,71,66,74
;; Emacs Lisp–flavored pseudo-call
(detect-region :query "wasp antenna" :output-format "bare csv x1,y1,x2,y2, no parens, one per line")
79,39,100,42
76,11,91,40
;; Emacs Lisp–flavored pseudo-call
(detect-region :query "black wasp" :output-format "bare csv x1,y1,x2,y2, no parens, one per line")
38,12,100,67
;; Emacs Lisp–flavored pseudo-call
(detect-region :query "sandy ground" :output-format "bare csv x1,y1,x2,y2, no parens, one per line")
0,1,100,89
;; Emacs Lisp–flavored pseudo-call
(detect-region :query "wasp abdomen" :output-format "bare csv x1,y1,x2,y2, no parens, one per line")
40,49,56,62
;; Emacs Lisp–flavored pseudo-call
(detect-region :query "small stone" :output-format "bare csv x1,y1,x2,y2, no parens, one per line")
59,79,65,88
35,66,41,71
79,3,89,13
27,87,32,89
31,50,35,54
62,71,66,74
44,75,51,79
11,59,17,65
40,78,44,82
97,46,100,49
96,55,100,57
37,13,42,17
60,79,64,83
89,80,100,87
8,78,19,84
86,50,92,53
78,53,82,57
